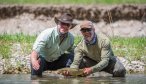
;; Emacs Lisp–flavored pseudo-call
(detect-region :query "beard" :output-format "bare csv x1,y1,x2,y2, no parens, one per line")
84,30,94,42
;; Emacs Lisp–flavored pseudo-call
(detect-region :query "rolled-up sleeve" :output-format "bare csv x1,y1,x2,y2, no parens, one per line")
33,30,49,53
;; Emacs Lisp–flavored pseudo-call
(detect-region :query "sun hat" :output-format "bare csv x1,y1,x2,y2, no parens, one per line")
54,13,77,29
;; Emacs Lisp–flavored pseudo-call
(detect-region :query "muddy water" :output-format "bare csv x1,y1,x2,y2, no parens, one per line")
0,74,146,84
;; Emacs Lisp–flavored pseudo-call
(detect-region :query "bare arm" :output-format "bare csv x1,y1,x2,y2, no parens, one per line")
30,50,40,70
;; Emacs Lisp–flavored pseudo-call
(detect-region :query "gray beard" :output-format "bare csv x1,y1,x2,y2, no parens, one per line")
85,30,94,42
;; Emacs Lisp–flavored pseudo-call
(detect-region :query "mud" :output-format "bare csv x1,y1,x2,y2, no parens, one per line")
0,4,146,22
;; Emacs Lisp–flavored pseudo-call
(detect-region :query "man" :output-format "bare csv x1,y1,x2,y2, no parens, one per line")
70,20,126,77
30,13,76,78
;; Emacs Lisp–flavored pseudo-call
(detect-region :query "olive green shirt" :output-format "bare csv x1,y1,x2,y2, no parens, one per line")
33,27,74,62
70,33,114,73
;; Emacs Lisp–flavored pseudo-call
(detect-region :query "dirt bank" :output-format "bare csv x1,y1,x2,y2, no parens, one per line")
0,4,146,22
0,4,146,37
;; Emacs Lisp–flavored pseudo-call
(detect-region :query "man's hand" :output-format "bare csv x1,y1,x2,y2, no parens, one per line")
83,67,92,75
30,51,40,70
31,58,40,70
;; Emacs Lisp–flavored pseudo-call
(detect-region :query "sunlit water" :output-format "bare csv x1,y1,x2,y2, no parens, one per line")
0,74,146,84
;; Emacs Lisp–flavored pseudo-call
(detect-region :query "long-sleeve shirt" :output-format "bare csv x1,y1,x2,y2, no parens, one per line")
33,26,74,62
70,33,115,73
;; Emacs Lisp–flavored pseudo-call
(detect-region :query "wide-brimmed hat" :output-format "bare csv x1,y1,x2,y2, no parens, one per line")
80,21,94,29
54,13,77,29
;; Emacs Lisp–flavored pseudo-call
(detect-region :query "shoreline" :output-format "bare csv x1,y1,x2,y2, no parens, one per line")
0,43,145,74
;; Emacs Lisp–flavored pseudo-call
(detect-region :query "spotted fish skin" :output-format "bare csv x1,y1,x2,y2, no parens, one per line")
56,68,85,77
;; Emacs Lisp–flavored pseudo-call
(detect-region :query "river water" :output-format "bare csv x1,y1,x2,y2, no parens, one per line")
0,74,146,84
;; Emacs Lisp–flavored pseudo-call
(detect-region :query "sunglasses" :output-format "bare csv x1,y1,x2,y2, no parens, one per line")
80,28,92,32
60,22,71,27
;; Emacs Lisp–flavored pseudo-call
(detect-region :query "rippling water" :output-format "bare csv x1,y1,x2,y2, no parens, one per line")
0,74,146,84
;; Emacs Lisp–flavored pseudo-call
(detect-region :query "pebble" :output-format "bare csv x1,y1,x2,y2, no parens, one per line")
0,43,145,74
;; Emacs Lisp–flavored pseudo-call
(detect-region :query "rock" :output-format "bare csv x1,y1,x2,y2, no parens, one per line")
118,57,146,73
1,43,31,74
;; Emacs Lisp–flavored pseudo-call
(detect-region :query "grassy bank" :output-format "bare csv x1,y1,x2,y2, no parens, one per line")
0,0,146,5
0,34,146,61
111,37,146,61
0,33,36,59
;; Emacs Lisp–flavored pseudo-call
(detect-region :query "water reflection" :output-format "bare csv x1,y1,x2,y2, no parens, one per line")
0,74,146,84
36,77,126,84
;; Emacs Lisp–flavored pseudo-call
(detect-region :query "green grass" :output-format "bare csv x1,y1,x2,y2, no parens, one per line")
0,0,146,5
111,37,146,61
0,34,146,62
0,33,36,59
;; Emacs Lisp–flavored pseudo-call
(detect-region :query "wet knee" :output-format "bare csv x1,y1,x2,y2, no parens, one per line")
113,68,126,77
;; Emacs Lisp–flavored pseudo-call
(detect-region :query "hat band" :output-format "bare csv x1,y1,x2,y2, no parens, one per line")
60,22,71,27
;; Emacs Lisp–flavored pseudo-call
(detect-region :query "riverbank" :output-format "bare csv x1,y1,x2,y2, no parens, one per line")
0,4,146,74
0,35,146,74
0,4,146,37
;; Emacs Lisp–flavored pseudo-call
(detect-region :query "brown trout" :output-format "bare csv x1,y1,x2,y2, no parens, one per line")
55,68,85,77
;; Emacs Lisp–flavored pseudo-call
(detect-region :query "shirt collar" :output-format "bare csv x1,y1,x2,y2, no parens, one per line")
55,26,68,38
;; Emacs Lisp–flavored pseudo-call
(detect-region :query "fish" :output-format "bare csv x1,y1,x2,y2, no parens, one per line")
44,68,112,78
55,68,85,77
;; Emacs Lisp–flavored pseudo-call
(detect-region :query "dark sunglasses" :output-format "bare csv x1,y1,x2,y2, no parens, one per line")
60,22,71,27
80,28,92,32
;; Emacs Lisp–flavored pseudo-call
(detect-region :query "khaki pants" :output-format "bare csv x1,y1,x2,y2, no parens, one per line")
79,56,126,77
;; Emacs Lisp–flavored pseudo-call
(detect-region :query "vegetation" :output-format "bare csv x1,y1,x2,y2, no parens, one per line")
0,0,146,5
0,34,146,61
111,37,146,61
0,33,36,59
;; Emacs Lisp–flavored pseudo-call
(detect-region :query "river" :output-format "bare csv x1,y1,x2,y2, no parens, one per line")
0,74,146,84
